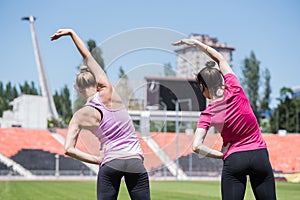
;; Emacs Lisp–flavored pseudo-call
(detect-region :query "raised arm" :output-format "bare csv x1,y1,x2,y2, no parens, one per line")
173,38,234,75
50,29,111,90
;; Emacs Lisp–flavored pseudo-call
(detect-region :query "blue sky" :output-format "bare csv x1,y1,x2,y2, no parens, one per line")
1,0,299,108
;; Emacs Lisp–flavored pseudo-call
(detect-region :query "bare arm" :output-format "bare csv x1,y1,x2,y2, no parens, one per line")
192,128,226,159
50,29,111,90
173,39,234,76
64,107,103,164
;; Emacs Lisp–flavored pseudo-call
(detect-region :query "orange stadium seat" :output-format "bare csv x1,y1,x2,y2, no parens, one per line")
136,132,163,172
263,134,300,173
150,132,223,159
0,128,64,157
1,128,299,174
55,128,100,155
55,129,162,172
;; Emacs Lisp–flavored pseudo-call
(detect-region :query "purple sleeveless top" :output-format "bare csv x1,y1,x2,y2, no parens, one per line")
85,92,143,165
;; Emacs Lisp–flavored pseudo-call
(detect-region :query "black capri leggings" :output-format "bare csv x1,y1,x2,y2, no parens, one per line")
222,148,276,200
97,158,150,200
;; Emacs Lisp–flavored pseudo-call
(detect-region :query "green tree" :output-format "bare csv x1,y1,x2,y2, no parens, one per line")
241,51,260,120
259,68,272,132
0,82,6,116
0,82,19,117
5,82,19,103
73,94,85,113
88,39,105,70
164,62,176,77
260,68,271,112
118,66,128,79
116,66,134,107
53,85,72,125
0,82,3,98
270,87,300,133
19,81,39,95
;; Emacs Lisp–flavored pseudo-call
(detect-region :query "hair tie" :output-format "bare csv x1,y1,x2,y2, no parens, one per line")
205,61,216,68
79,65,90,73
216,88,224,97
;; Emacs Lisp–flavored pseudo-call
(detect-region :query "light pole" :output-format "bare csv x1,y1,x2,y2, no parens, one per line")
160,101,168,133
276,109,279,132
22,16,59,120
160,101,167,178
172,98,192,179
55,154,59,177
285,107,289,132
296,108,299,133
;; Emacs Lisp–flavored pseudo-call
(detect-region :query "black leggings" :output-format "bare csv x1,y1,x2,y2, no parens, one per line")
222,148,276,200
97,158,150,200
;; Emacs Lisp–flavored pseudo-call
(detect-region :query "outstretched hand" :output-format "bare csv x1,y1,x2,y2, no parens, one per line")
50,29,73,41
97,145,106,164
172,38,198,46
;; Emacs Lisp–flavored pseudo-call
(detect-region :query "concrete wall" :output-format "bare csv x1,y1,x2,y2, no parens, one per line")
0,95,48,129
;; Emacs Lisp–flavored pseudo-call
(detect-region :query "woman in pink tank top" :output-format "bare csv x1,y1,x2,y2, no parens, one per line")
173,38,276,200
51,29,150,200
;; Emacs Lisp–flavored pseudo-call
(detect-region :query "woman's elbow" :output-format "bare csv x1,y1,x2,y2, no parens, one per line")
192,143,201,153
64,146,73,156
64,148,70,156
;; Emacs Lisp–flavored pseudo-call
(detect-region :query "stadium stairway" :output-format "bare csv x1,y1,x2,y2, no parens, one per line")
136,133,164,172
1,128,299,179
150,132,223,161
0,128,65,177
156,132,300,174
0,152,35,178
55,129,186,178
53,129,99,174
140,132,188,180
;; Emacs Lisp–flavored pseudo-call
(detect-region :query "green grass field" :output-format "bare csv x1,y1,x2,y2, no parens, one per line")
0,180,299,199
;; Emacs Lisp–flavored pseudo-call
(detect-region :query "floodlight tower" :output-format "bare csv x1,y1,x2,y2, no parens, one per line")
22,16,59,120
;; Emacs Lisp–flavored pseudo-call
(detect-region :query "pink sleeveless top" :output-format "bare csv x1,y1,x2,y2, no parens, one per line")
85,92,143,165
197,73,267,159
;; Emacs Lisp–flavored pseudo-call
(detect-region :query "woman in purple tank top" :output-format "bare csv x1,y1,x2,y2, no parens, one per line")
51,29,150,200
173,38,276,200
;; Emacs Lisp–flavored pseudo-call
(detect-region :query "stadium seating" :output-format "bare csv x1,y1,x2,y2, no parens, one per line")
0,128,95,176
263,134,300,173
136,132,164,172
149,132,223,176
55,129,163,172
0,128,64,157
55,128,100,154
0,162,18,176
11,149,94,176
178,153,223,175
150,132,223,159
0,128,299,178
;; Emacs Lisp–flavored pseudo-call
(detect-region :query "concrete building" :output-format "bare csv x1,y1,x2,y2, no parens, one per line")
292,86,300,98
175,34,235,78
0,95,48,129
0,16,60,129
